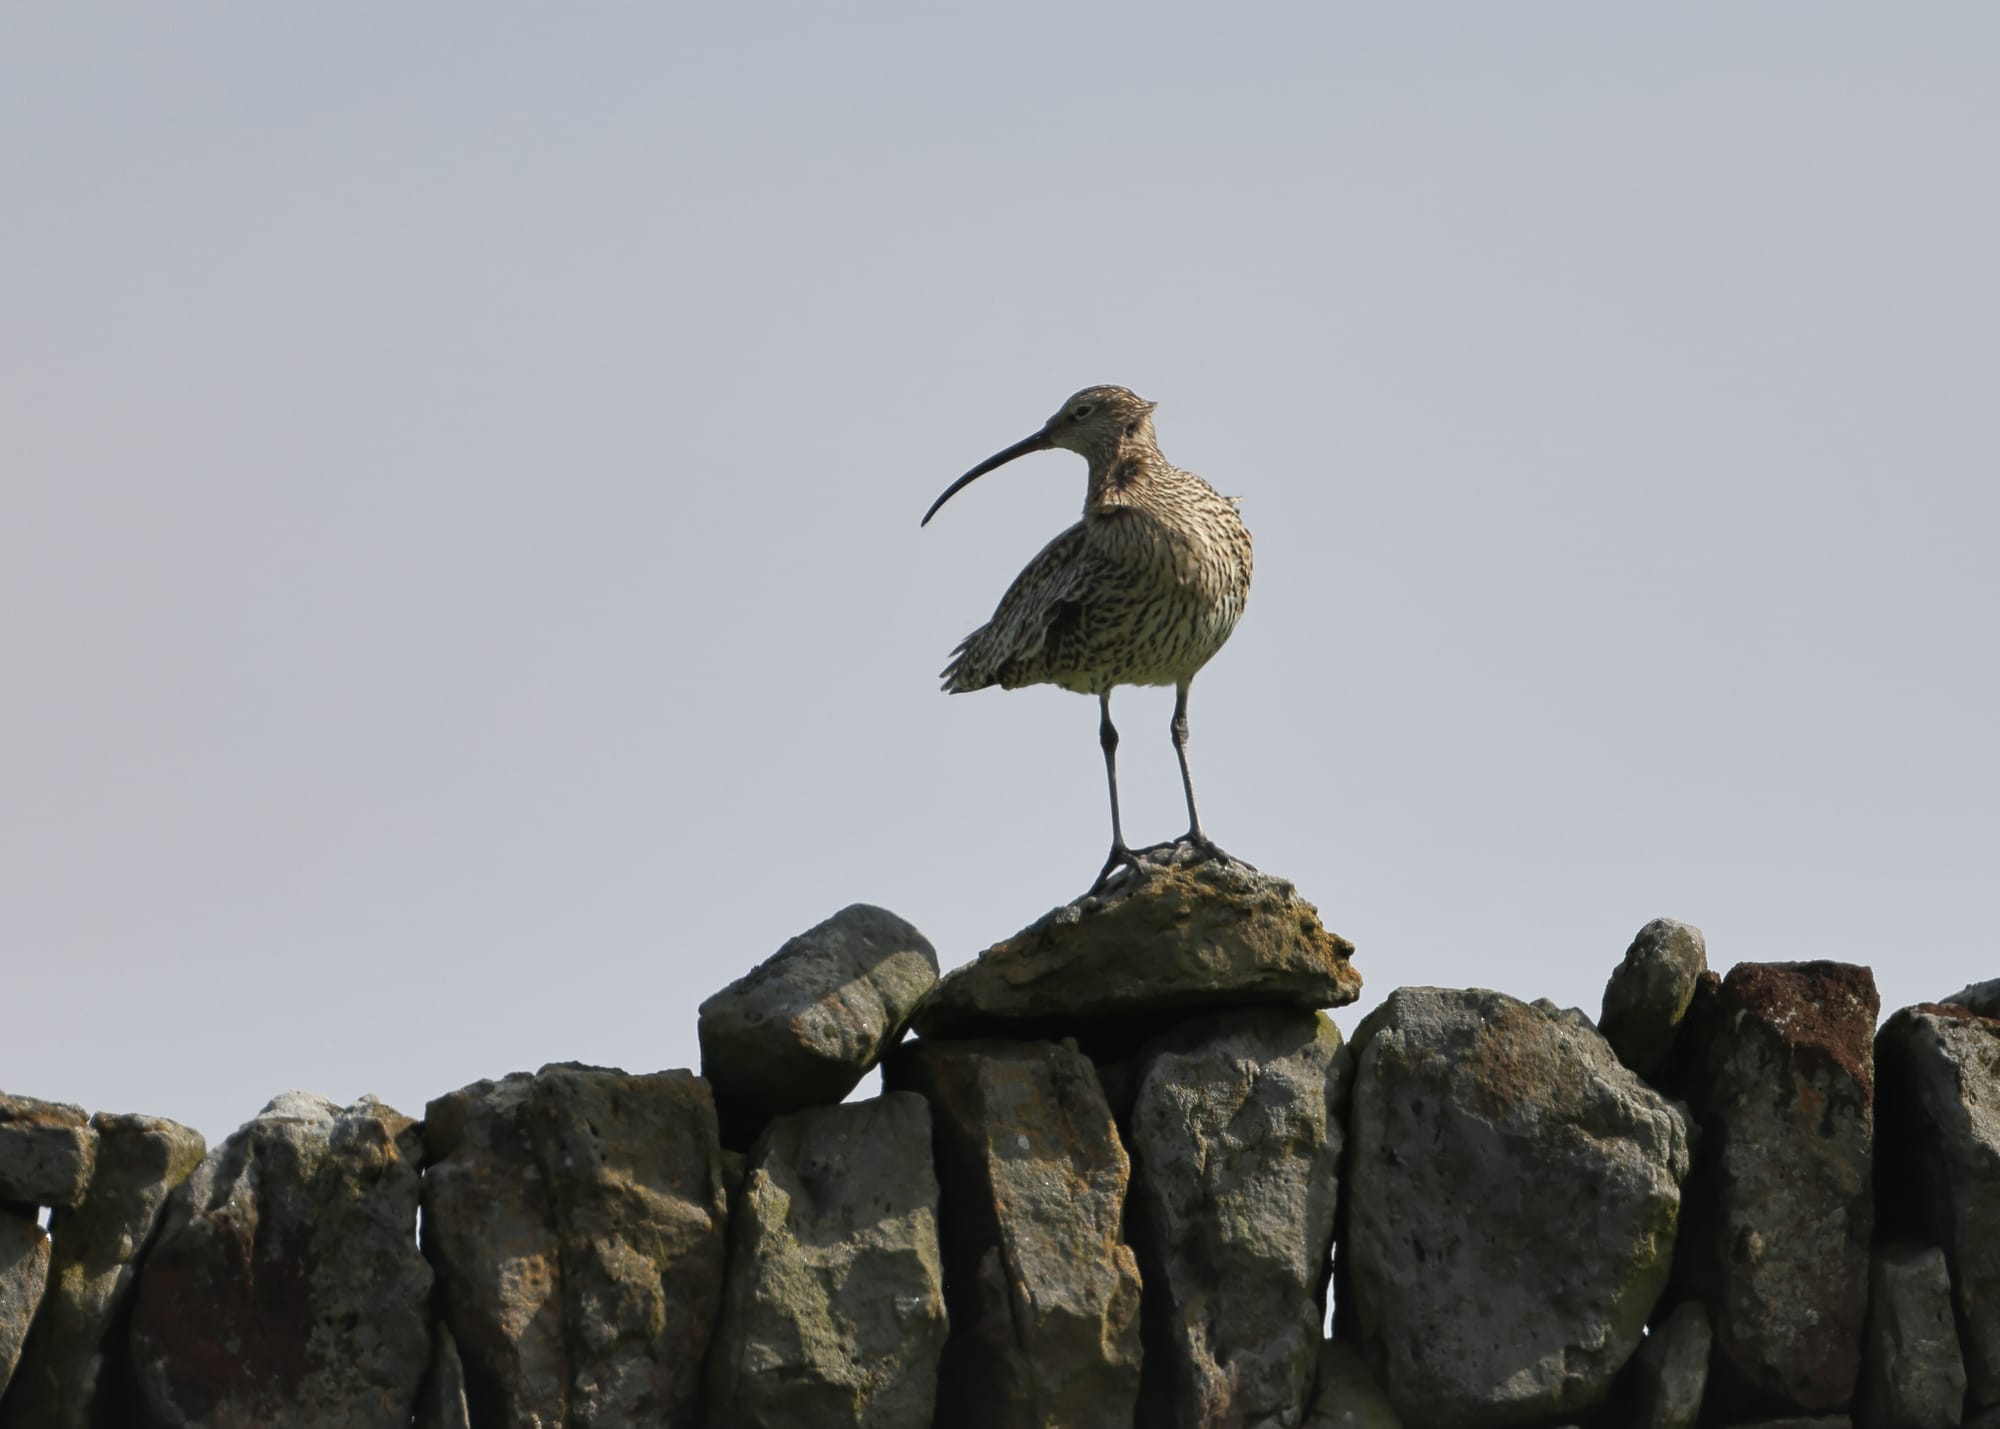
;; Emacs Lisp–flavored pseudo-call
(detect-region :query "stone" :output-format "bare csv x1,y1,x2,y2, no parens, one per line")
1302,1339,1402,1428
1859,1241,1966,1429
1341,987,1690,1428
910,851,1360,1044
530,1065,728,1426
1672,961,1878,1418
1600,918,1707,1081
2,1111,206,1429
1876,1002,2000,1411
1127,1007,1349,1429
1653,967,1723,1093
0,1092,97,1207
0,1208,51,1398
416,1325,472,1429
1943,978,2000,1018
885,1039,1142,1429
699,904,938,1143
1531,997,1596,1033
1726,1419,1851,1428
1629,1300,1711,1429
423,1064,730,1429
703,1093,947,1429
422,1073,568,1427
128,1092,432,1429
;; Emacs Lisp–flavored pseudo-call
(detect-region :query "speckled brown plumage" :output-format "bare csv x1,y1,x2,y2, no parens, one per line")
921,385,1252,891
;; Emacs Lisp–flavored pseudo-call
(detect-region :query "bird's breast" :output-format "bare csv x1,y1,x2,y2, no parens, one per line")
1089,502,1247,601
1054,503,1245,685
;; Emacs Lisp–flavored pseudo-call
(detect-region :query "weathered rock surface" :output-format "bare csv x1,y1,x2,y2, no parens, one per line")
416,1325,472,1429
1629,1300,1711,1429
531,1065,729,1426
1859,1241,1965,1429
423,1063,730,1429
1672,961,1878,1418
14,891,1998,1429
1128,1007,1349,1429
1303,1339,1402,1428
0,1208,51,1397
911,851,1360,1043
0,1092,97,1207
1531,996,1596,1032
885,1039,1142,1429
422,1072,568,1427
1877,1002,2000,1411
3,1111,206,1429
700,904,938,1142
1600,917,1707,1081
128,1091,432,1429
704,1092,947,1429
1342,987,1690,1428
1943,979,2000,1017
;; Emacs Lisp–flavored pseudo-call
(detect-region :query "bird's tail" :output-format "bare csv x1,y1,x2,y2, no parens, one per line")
939,632,997,693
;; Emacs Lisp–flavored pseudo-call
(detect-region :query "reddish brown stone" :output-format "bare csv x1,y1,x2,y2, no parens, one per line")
128,1093,431,1429
1670,962,1878,1418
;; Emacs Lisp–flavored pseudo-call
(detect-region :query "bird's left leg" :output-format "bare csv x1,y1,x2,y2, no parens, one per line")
1170,680,1231,864
1089,692,1145,893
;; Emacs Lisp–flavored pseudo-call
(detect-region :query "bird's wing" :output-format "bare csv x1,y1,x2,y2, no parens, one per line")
942,521,1108,692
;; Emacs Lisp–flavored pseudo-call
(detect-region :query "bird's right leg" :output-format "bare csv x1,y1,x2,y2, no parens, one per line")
1166,678,1250,871
1090,692,1143,893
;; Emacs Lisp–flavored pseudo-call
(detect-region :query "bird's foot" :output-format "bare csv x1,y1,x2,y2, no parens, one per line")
1172,831,1255,872
1087,842,1148,897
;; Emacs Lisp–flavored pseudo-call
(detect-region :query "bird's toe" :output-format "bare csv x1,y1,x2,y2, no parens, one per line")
1087,843,1147,897
1176,832,1254,872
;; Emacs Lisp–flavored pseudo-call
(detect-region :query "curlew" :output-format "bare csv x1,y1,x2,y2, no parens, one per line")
922,384,1253,892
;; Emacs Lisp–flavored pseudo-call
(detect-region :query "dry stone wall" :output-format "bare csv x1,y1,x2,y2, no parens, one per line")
1,855,1997,1429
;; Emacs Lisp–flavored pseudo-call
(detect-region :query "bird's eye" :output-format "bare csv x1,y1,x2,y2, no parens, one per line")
1072,404,1094,419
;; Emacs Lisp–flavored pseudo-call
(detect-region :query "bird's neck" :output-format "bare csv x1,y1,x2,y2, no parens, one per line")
1084,437,1174,514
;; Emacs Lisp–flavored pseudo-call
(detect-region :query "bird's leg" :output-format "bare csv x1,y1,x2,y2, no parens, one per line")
1171,681,1230,864
1090,693,1144,893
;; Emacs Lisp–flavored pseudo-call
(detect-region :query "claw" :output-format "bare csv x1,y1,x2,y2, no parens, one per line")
1175,833,1256,873
1087,843,1146,897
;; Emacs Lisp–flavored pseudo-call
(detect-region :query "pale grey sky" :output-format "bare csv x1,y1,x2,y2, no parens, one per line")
5,6,1996,1143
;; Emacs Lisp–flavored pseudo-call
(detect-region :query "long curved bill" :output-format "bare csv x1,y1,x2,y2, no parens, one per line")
920,429,1055,526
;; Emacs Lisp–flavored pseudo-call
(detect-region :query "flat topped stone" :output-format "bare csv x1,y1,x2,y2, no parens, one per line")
910,850,1360,1042
0,1092,97,1208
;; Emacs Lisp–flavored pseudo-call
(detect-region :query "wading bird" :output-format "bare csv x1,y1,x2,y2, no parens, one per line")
922,385,1253,892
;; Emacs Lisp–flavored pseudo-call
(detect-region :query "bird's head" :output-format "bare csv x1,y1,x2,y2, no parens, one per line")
1043,384,1158,459
921,384,1158,526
